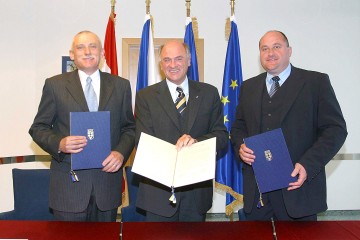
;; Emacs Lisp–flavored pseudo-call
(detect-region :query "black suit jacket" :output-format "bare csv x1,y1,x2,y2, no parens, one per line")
29,70,135,212
231,66,347,218
135,80,228,217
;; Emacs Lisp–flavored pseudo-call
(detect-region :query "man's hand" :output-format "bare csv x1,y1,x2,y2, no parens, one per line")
175,134,197,151
102,151,124,173
288,163,307,191
59,136,87,153
239,143,255,165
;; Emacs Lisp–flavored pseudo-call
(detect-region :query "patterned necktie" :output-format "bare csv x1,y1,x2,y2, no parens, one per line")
269,76,280,98
84,77,98,112
175,87,186,115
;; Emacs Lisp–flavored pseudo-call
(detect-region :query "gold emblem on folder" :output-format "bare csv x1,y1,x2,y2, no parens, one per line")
264,150,272,161
87,129,94,140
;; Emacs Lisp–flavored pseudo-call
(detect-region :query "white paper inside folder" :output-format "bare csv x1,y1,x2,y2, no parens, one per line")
132,132,217,189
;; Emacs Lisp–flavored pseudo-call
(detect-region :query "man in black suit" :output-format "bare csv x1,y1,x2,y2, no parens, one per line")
231,30,347,221
29,31,135,222
135,40,228,222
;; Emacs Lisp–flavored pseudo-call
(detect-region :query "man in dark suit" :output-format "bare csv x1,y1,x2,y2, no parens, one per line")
29,31,135,222
135,40,228,222
231,30,347,221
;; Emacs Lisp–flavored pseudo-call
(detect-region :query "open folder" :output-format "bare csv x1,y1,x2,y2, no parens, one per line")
244,128,296,193
70,111,111,170
132,132,216,188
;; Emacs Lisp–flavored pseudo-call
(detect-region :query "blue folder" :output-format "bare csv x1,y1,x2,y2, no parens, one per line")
244,128,296,193
70,111,111,170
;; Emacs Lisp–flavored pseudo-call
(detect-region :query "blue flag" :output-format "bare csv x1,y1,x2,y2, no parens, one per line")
215,16,244,215
136,14,159,92
184,17,199,81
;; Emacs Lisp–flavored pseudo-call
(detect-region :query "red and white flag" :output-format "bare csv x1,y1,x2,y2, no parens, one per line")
102,4,130,209
102,9,118,75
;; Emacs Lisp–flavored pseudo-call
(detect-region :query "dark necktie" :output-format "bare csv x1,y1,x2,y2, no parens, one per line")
175,87,186,115
269,76,280,98
84,77,98,112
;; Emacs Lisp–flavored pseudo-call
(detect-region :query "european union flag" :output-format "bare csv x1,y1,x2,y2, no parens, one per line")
215,16,244,216
184,17,199,81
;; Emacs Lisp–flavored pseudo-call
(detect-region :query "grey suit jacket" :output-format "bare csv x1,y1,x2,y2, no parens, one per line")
231,66,347,218
29,70,135,212
135,80,228,217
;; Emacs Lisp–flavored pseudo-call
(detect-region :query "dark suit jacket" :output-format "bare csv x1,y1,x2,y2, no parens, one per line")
29,70,135,212
231,66,347,218
135,80,228,217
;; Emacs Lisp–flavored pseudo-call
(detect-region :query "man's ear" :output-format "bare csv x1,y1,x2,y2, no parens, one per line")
69,50,74,60
288,46,292,58
101,48,105,58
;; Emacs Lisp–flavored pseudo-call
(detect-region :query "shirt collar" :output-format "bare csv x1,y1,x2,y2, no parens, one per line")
78,69,101,99
266,63,292,86
78,69,100,82
166,77,189,103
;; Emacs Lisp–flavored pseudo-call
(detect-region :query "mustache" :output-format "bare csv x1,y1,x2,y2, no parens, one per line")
82,55,95,60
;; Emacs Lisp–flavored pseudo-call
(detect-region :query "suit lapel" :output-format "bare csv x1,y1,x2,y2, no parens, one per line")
155,81,182,131
279,66,305,123
185,81,201,133
250,74,266,133
65,70,88,111
98,71,114,111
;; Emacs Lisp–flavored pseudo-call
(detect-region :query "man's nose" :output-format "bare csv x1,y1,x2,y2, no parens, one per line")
169,59,177,67
268,48,275,55
84,46,91,54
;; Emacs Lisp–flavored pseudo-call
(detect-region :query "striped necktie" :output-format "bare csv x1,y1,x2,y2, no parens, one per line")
84,77,98,112
175,87,186,115
269,76,280,98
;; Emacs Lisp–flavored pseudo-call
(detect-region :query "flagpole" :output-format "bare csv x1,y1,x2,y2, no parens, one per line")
109,0,116,20
146,0,151,14
229,2,235,219
185,0,191,17
225,0,236,40
230,0,235,16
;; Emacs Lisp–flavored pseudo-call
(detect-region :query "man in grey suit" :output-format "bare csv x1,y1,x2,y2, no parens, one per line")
135,40,228,222
231,30,347,220
29,31,135,222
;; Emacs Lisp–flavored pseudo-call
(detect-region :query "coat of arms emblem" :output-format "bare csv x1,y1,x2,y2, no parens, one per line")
87,129,94,140
264,150,272,161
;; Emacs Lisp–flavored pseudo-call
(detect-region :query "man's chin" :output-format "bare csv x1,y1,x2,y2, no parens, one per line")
167,77,186,84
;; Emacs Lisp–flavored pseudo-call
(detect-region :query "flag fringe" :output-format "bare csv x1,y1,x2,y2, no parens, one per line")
150,14,155,39
191,17,198,39
190,17,200,65
215,181,243,216
225,197,243,216
225,17,231,41
110,11,116,22
120,168,129,209
121,148,136,209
